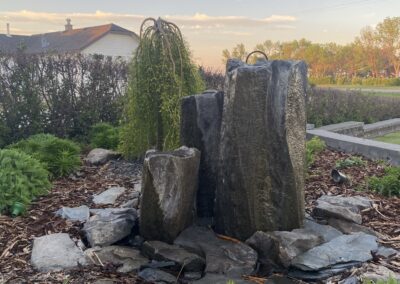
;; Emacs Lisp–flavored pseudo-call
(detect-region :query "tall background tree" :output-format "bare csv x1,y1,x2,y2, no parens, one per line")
120,18,204,158
222,17,400,84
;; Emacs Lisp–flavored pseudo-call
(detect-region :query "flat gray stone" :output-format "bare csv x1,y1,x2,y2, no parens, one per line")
138,268,177,284
83,208,137,247
375,246,398,259
85,148,120,166
303,218,343,242
328,218,378,236
291,232,378,271
121,198,139,209
93,187,126,205
85,246,148,272
142,241,205,272
289,262,362,281
31,233,87,272
174,226,257,278
55,205,90,222
192,274,252,284
313,200,362,224
318,195,373,210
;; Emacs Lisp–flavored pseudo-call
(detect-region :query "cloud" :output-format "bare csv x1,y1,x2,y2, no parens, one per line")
0,10,297,33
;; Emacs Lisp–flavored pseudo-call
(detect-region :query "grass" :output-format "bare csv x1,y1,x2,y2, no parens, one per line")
374,132,400,145
318,85,400,98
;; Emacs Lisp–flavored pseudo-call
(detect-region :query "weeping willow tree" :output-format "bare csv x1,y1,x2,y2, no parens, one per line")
120,17,204,157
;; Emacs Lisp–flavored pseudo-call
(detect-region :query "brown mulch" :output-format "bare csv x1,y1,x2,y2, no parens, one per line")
0,159,144,284
0,150,399,283
305,149,400,274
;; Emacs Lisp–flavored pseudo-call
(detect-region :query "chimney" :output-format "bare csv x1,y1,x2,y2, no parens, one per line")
65,18,73,31
6,23,11,37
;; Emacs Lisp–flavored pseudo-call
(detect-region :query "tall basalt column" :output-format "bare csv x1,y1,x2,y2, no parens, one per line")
215,59,307,240
180,90,224,219
140,146,200,243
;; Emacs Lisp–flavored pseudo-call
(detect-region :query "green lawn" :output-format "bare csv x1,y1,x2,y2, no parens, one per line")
374,132,400,145
318,85,400,98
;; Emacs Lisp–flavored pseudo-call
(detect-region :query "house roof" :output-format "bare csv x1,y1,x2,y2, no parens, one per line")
0,23,139,54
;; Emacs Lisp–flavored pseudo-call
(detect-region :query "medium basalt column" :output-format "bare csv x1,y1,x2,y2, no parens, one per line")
180,90,224,219
215,59,307,240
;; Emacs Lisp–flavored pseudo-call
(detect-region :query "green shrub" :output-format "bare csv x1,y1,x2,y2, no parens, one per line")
363,276,400,284
0,149,51,215
368,167,400,197
336,157,366,169
306,137,326,167
8,134,81,178
89,122,120,150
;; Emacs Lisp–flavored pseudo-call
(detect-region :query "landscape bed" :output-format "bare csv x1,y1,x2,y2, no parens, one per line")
0,149,399,283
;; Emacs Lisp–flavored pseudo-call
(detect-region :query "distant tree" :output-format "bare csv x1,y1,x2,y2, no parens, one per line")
376,17,400,77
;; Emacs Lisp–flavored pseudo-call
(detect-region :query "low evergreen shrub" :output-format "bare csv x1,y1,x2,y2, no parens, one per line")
0,149,51,215
8,134,81,178
368,167,400,197
336,157,366,169
89,122,120,150
306,137,326,167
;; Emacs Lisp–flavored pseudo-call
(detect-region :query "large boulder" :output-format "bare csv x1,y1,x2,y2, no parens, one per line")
140,146,200,243
31,233,87,272
215,59,307,240
291,232,378,271
174,226,257,278
83,208,137,247
180,90,224,219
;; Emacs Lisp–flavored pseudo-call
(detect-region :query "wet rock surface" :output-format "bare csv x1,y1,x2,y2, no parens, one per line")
180,90,224,219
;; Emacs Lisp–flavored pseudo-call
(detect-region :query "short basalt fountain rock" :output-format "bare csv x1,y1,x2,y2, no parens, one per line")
139,146,200,243
215,59,308,240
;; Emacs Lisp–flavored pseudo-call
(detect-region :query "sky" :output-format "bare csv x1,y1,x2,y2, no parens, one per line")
0,0,399,69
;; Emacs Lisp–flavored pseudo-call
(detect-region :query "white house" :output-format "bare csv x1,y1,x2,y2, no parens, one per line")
0,19,139,59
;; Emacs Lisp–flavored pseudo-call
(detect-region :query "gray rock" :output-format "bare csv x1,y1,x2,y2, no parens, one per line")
318,195,373,210
183,271,203,281
328,218,378,236
140,146,200,243
291,232,378,271
375,246,399,258
303,218,343,242
192,274,252,284
121,198,139,209
216,59,307,240
31,233,87,272
93,187,126,205
85,246,148,272
361,263,400,282
289,262,362,281
138,268,177,284
55,205,90,222
180,90,224,218
83,208,137,247
142,241,205,272
339,276,359,284
85,148,120,166
245,230,323,269
174,226,257,278
266,275,302,284
313,200,362,224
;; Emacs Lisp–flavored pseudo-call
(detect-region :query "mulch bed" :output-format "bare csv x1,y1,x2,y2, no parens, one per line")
0,150,399,283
